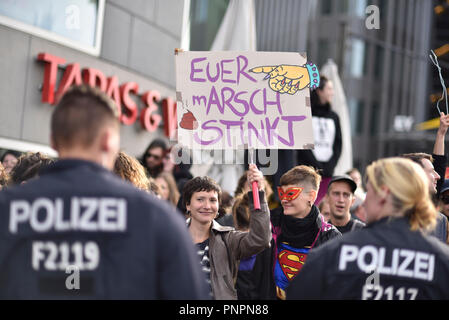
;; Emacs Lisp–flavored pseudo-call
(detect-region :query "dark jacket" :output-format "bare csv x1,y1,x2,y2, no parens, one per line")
0,159,209,299
235,247,272,300
333,217,366,234
297,103,342,177
287,217,449,300
188,190,272,300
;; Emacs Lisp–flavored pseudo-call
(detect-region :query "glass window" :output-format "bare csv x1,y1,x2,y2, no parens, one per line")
320,0,332,15
189,0,229,50
353,0,367,17
370,101,380,135
0,0,104,56
338,0,349,14
339,0,367,17
347,38,366,78
317,39,330,68
348,98,364,135
374,45,384,80
378,0,387,23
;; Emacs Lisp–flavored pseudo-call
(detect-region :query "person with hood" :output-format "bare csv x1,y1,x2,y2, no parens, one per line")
296,76,342,205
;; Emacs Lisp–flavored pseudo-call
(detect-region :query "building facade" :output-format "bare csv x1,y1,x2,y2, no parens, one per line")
255,0,443,171
1,0,447,175
0,0,185,159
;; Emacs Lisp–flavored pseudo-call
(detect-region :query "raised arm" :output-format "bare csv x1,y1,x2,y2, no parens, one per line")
433,112,449,156
225,164,271,260
433,112,449,195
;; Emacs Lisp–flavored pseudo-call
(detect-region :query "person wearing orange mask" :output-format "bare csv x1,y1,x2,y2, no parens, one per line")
270,165,341,299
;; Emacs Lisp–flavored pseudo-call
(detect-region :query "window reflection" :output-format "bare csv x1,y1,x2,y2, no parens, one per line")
0,0,99,47
348,98,364,135
347,38,366,78
189,0,229,50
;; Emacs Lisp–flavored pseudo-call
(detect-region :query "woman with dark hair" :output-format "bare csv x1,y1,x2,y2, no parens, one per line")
183,164,271,300
8,152,54,185
140,139,167,178
1,150,21,174
296,76,342,205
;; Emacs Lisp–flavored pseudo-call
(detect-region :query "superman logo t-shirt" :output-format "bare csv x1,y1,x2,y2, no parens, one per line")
274,242,310,299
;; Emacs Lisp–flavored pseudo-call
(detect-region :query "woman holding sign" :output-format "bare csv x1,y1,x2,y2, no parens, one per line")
183,164,271,300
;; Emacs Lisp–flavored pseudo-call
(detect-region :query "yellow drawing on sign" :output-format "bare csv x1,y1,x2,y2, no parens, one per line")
250,62,320,95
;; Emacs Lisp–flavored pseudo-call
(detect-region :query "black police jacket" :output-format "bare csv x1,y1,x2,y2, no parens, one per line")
287,216,449,300
0,159,209,299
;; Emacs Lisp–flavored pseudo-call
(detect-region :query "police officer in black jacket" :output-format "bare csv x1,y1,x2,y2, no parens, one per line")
287,157,449,300
0,85,209,299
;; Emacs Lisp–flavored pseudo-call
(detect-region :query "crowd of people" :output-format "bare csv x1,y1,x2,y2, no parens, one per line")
1,83,449,300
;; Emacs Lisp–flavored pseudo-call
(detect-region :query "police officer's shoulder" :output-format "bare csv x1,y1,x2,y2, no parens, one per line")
320,219,342,241
352,218,366,229
314,226,365,255
437,211,448,222
422,231,449,257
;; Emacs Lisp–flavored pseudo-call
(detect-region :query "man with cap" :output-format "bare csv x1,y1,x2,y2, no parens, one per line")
326,175,365,234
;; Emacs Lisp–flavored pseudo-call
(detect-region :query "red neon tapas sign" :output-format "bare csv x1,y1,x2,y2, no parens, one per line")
37,52,177,138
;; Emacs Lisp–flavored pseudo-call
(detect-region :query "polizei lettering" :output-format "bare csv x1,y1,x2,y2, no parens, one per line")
338,245,435,281
9,197,127,233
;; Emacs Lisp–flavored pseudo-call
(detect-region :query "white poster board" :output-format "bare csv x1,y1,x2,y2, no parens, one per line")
175,51,317,150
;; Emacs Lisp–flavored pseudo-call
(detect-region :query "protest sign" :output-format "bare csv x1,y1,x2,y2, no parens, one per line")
175,51,318,150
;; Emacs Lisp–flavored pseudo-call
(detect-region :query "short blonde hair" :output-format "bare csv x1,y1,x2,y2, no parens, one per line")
365,157,437,231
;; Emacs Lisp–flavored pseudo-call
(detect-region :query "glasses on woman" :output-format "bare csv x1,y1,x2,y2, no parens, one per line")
277,186,303,201
146,153,162,161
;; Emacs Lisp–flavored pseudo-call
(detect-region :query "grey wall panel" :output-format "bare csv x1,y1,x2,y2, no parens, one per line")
256,0,311,52
102,0,182,86
0,0,184,158
155,0,184,38
129,18,179,88
0,25,30,140
101,3,132,66
19,36,176,157
107,0,157,23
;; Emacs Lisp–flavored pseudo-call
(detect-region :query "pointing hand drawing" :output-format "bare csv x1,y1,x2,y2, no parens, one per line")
250,62,320,95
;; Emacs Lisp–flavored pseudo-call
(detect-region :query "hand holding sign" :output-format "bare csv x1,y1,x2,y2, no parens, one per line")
250,62,320,94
